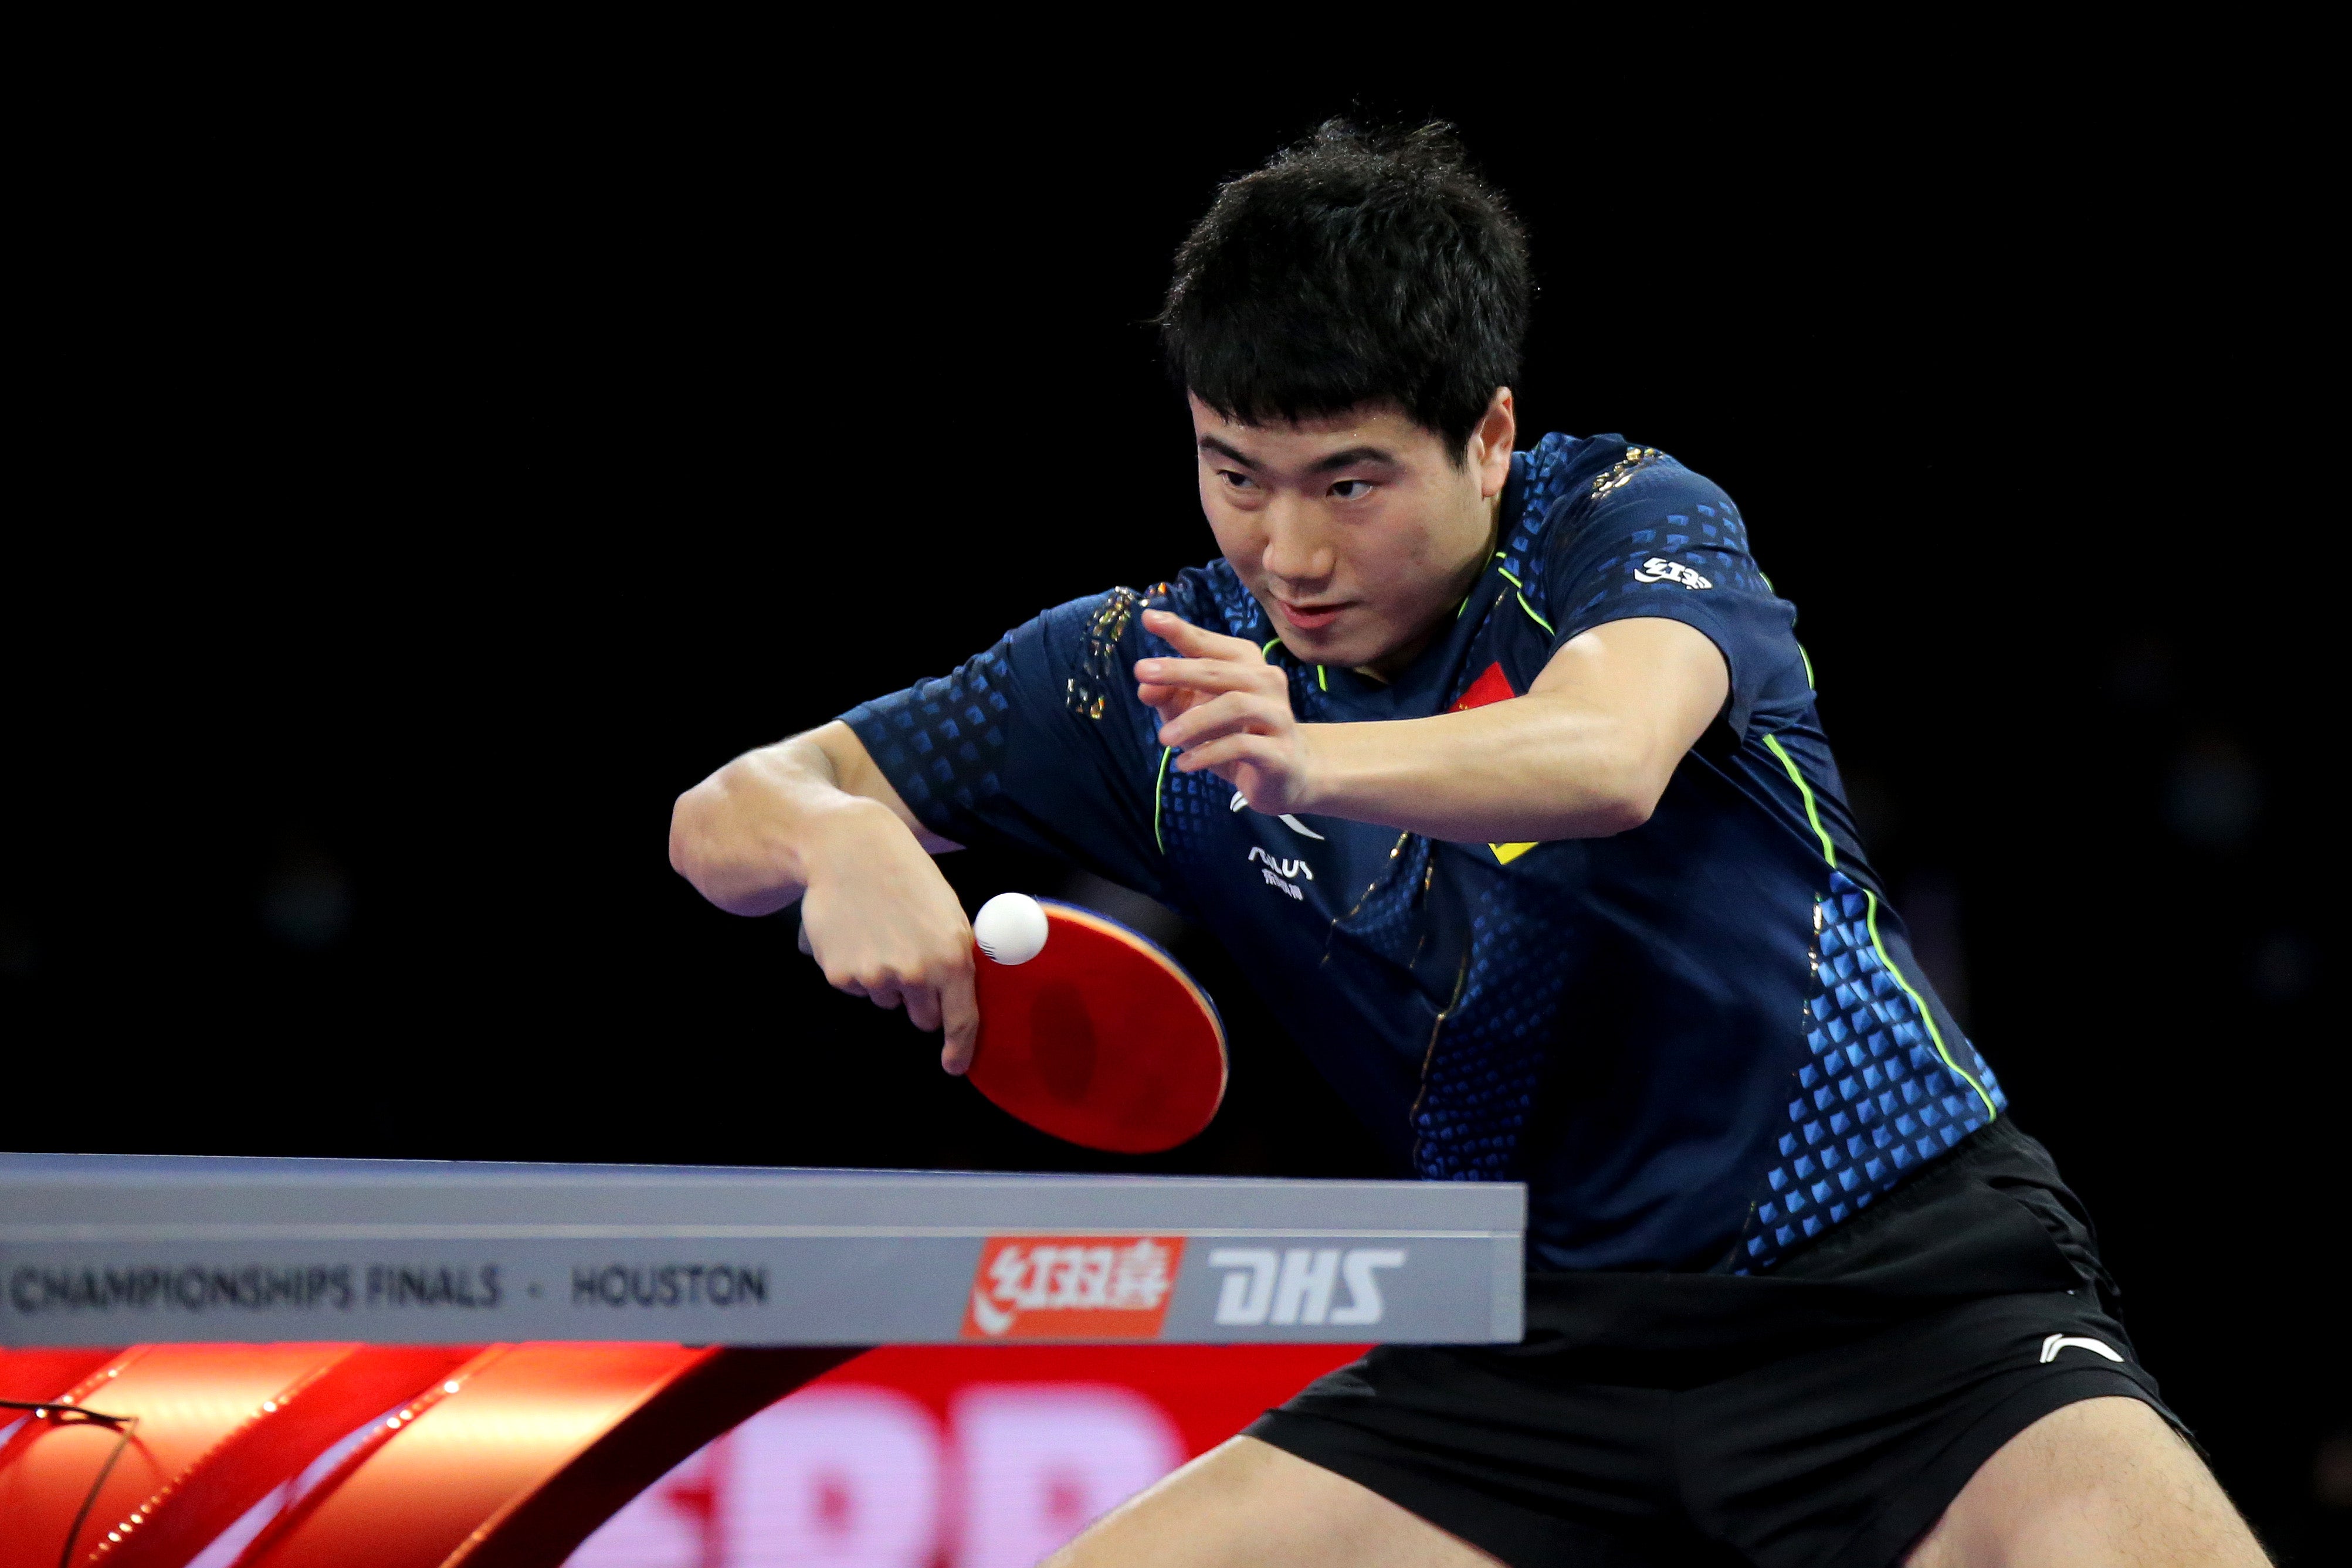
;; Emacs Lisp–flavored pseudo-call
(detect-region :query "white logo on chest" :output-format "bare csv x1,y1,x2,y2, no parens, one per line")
1229,791,1327,840
1246,844,1314,901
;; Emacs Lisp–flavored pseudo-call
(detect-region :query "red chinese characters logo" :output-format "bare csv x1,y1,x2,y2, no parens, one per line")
960,1236,1187,1339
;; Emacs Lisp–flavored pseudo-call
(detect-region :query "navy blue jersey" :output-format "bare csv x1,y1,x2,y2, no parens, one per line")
842,435,2007,1273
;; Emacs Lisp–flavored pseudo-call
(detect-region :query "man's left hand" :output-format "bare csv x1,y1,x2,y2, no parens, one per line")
1134,607,1317,816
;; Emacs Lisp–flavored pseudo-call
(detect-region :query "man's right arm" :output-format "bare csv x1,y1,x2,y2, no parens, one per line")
669,721,982,1072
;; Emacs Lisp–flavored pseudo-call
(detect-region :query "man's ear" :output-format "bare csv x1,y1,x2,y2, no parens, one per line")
1471,388,1517,497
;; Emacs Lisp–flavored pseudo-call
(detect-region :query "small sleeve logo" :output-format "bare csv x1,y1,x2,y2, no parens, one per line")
1632,557,1714,590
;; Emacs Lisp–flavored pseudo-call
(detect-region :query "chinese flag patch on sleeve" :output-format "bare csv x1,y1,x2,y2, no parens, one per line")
1449,662,1538,865
1450,661,1516,714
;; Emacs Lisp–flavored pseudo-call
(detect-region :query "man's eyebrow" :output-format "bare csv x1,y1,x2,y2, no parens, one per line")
1195,436,1399,473
1307,445,1398,473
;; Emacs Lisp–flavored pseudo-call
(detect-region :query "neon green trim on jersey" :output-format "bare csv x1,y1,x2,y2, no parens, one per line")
1461,553,1510,619
1317,665,1328,691
1865,889,1998,1122
1489,561,1555,634
1761,732,1836,868
1799,644,1816,693
1262,637,1282,657
1153,746,1173,853
1765,728,1997,1122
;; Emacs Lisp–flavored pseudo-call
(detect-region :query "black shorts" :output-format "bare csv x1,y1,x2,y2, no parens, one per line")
1248,1121,2185,1568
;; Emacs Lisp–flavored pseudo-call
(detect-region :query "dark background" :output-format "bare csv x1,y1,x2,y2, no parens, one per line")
5,76,2339,1558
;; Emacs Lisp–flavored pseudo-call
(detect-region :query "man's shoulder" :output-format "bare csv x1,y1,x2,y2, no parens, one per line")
1510,435,1745,578
1498,435,1704,588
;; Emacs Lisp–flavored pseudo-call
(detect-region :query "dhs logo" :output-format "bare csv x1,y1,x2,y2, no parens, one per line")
1207,1248,1404,1327
1632,556,1713,590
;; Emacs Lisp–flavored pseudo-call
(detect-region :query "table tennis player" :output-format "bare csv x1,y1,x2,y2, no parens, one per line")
669,123,2265,1566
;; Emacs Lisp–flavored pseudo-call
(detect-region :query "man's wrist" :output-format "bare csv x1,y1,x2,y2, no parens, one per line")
795,793,910,880
1293,722,1365,820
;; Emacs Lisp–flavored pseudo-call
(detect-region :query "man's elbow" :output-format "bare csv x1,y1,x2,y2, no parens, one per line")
1581,755,1670,837
669,779,716,888
1587,789,1655,837
671,758,758,896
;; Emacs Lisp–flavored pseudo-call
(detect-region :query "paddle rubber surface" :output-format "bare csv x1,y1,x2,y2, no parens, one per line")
967,901,1226,1153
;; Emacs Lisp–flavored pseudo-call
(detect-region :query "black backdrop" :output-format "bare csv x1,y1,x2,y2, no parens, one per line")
5,82,2338,1557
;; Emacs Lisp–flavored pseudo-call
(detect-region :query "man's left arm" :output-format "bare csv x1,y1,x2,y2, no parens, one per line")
1136,608,1728,843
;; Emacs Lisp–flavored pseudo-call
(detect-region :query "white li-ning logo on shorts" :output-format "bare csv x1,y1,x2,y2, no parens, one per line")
1632,556,1714,590
1208,1248,1404,1326
2039,1333,2124,1364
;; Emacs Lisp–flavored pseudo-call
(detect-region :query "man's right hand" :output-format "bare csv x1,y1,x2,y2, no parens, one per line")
671,722,978,1073
796,808,980,1074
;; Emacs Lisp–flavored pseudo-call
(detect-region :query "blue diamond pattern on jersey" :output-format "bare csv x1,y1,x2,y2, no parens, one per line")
1738,871,2009,1271
1409,872,1578,1180
1496,433,1586,591
1156,741,1229,856
869,647,1017,818
1188,565,1263,640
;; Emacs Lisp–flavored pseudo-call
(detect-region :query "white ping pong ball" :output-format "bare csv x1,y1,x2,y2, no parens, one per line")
974,892,1049,966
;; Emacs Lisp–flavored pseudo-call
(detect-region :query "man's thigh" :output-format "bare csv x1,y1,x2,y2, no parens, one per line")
1046,1435,1503,1568
1904,1397,2269,1567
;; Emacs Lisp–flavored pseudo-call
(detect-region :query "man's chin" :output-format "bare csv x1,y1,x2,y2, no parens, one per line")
1272,627,1395,674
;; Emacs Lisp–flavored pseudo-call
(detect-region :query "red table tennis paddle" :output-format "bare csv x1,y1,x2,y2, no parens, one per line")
967,898,1227,1153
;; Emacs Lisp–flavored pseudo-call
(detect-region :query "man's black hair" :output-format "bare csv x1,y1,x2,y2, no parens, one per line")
1157,120,1530,460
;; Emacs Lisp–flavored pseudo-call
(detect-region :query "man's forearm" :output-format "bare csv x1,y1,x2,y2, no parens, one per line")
1146,613,1726,849
673,722,981,1069
669,732,909,917
1298,697,1662,844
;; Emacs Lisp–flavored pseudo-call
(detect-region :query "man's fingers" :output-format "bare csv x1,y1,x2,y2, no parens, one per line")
797,920,814,956
1136,683,1191,725
865,982,904,1012
1160,690,1277,751
1132,656,1273,696
1172,733,1276,777
904,985,942,1033
938,960,979,1076
1141,606,1261,661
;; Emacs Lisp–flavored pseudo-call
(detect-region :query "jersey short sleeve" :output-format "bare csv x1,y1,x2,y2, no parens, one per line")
838,591,1174,903
1534,452,1808,739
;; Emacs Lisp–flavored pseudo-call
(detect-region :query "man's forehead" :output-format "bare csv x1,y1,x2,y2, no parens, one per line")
1187,395,1427,466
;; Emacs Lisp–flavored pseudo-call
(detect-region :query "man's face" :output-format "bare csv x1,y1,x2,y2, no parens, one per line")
1189,391,1514,675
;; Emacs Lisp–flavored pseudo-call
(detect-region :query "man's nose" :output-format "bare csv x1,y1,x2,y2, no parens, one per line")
1260,501,1334,588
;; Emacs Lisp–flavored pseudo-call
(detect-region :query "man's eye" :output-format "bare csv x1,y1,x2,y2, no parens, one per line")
1330,479,1374,500
1219,470,1256,490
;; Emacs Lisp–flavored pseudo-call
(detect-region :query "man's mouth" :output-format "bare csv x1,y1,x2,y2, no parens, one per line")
1275,599,1347,632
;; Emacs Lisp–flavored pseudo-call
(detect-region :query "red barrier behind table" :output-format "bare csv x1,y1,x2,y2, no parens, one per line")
568,1343,1367,1568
